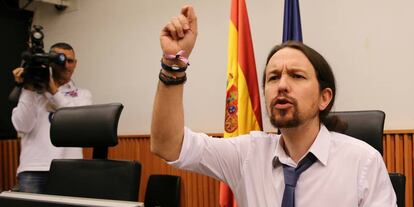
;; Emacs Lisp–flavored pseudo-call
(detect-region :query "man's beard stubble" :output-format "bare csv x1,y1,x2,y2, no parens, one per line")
269,95,300,128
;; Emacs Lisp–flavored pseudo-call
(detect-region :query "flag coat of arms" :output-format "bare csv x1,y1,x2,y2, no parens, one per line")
221,0,262,206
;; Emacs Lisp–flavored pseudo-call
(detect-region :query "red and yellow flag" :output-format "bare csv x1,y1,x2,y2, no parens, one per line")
221,0,263,206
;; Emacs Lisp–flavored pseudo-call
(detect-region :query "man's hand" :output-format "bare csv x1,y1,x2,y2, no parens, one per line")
12,67,24,84
48,67,58,94
160,5,198,61
12,67,35,91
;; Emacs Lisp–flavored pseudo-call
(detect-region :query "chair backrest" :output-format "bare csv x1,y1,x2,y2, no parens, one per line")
328,110,404,207
50,103,123,159
144,174,181,207
328,110,385,155
45,159,141,201
47,103,142,201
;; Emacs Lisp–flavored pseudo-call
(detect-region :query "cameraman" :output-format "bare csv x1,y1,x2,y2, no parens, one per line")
11,42,92,193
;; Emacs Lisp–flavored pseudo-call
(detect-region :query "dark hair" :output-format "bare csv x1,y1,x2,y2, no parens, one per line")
262,41,337,127
50,42,74,51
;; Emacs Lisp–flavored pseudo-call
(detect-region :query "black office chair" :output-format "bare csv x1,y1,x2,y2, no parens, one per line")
45,103,142,201
328,110,405,207
389,172,406,206
144,174,181,207
328,110,384,154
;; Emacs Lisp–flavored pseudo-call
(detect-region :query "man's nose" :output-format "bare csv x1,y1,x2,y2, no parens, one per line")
277,74,290,93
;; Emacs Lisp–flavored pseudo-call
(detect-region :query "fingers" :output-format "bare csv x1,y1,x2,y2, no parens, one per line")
160,5,198,58
12,67,24,83
169,17,183,40
163,17,189,40
161,6,193,41
181,5,197,34
48,71,58,94
12,67,23,76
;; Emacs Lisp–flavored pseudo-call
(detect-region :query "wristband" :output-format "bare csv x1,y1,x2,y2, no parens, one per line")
163,50,190,65
159,69,187,85
161,61,188,72
15,82,23,87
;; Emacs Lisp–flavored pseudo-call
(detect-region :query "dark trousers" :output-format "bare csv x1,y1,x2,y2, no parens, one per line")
17,171,49,194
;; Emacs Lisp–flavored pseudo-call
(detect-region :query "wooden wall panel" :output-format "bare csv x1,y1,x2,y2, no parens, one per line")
384,130,414,207
0,139,19,192
1,131,413,207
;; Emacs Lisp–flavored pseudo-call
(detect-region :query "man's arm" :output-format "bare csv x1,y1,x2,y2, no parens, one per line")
150,5,198,161
11,68,38,133
359,151,397,206
12,89,39,134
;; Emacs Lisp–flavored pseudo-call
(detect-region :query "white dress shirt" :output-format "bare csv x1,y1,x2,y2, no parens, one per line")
169,125,397,207
12,81,92,174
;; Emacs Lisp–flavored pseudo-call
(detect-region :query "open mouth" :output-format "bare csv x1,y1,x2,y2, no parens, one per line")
274,97,293,109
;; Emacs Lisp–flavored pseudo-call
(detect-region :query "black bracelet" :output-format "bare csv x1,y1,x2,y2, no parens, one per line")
159,69,187,85
161,61,188,73
15,82,23,88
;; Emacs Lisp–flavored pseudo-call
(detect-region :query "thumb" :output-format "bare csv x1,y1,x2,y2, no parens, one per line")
181,5,197,34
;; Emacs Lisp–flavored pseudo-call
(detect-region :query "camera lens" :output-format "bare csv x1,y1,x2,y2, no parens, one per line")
32,31,43,40
58,53,66,63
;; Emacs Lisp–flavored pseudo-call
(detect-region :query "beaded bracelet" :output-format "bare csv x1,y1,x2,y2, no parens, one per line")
159,69,187,85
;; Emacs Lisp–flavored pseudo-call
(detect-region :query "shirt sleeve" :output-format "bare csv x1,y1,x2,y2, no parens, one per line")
51,88,92,108
168,127,251,188
359,150,397,207
11,89,39,134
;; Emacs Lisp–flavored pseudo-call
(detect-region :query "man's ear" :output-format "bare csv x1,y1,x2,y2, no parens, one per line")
319,88,333,111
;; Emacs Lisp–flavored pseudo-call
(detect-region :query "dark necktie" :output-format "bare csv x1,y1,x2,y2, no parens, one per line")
281,153,317,207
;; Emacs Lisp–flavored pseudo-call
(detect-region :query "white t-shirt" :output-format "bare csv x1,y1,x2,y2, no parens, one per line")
12,81,92,174
169,125,397,207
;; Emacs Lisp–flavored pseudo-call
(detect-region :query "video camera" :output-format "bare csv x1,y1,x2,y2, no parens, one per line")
20,25,67,93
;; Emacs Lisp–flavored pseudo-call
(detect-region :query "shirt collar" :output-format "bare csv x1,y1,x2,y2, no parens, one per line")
308,124,330,166
273,124,331,168
59,80,75,91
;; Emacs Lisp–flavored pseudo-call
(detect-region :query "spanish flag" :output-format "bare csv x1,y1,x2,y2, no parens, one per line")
221,0,262,206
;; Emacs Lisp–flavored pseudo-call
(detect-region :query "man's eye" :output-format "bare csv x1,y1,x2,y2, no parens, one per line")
268,75,279,81
293,74,305,79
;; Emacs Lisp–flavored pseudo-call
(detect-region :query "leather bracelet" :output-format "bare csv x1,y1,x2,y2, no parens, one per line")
159,69,187,85
161,61,188,73
15,82,24,87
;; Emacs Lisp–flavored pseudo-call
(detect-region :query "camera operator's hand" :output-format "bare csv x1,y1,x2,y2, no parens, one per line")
12,67,34,91
160,5,197,66
48,72,59,95
12,67,24,84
